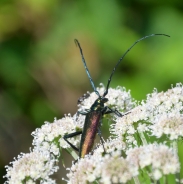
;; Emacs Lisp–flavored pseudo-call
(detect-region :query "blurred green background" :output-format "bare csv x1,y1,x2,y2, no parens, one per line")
1,0,183,183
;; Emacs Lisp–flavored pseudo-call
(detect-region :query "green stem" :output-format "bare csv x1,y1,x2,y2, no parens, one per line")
172,141,178,153
66,148,78,160
133,176,140,184
138,131,148,145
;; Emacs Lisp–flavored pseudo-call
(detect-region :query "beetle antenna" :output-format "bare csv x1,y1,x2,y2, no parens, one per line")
74,39,100,97
103,33,170,97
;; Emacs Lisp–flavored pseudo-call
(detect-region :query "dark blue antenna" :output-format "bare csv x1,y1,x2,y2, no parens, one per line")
103,33,170,97
74,39,100,97
75,34,170,98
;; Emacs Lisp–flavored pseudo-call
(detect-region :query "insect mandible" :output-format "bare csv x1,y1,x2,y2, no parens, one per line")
64,33,170,158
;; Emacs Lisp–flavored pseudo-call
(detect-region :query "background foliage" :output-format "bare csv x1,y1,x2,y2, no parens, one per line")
1,0,183,183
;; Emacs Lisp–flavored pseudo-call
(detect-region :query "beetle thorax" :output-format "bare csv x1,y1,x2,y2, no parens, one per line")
91,97,108,111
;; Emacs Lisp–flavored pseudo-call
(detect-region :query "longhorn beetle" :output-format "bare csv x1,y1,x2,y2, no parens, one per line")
64,34,170,158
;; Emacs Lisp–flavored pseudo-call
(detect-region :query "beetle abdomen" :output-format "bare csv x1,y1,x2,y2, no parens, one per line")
79,111,101,158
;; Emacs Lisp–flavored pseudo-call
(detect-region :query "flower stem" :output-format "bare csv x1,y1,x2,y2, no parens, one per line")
133,176,140,184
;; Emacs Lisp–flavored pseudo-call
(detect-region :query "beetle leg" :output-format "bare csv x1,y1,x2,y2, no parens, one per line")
105,107,132,117
63,131,82,152
78,109,91,115
122,111,131,116
97,127,106,154
75,109,91,121
112,108,123,117
102,106,122,117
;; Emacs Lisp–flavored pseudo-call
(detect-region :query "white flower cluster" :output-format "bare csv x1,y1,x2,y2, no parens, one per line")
126,144,180,180
147,84,183,139
4,151,58,184
4,114,85,184
4,84,183,183
78,83,135,113
66,143,180,183
4,85,134,184
112,83,183,143
67,151,138,184
32,114,84,153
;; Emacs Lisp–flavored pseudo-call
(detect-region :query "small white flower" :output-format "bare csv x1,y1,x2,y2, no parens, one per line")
153,169,162,180
137,123,148,132
127,125,136,134
50,143,60,156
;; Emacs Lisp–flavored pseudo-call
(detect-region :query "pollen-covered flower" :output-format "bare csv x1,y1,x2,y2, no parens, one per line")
4,151,57,184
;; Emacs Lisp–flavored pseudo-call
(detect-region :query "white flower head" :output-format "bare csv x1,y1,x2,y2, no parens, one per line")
113,105,147,132
126,144,180,180
112,83,183,142
78,83,135,113
67,151,138,184
94,137,126,155
144,83,183,140
4,151,57,184
32,114,85,154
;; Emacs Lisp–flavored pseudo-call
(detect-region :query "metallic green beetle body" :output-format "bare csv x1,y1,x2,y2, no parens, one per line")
79,97,108,158
79,111,101,157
